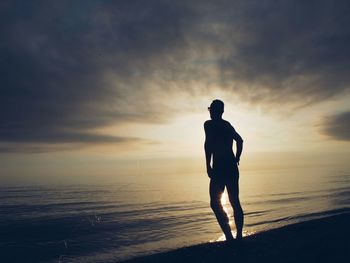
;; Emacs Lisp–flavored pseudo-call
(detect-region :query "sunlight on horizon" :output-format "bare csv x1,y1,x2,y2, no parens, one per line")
1,93,350,180
87,91,350,160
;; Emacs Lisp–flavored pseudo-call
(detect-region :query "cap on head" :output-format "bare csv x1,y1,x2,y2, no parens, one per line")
209,99,224,113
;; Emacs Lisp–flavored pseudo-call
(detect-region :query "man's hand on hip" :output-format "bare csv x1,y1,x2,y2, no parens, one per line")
207,166,215,178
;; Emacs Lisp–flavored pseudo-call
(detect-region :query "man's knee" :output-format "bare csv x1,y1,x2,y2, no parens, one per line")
234,206,243,216
233,202,243,216
210,199,221,211
228,194,239,205
229,196,243,212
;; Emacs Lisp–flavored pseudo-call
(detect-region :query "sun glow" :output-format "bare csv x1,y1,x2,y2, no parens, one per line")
220,191,232,225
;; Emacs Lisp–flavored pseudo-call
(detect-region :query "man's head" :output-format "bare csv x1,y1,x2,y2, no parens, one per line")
208,99,224,120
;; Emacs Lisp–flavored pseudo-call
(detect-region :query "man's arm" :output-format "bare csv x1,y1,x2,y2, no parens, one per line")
204,121,213,177
231,126,243,165
235,137,243,165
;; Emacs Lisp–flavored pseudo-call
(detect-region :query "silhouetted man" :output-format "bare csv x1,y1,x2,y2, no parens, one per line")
204,99,244,241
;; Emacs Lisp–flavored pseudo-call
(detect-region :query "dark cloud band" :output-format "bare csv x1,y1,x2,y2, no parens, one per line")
1,0,350,151
321,111,350,141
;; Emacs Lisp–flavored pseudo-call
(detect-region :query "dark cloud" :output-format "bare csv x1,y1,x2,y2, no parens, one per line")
0,128,143,144
321,111,350,141
1,0,350,151
0,0,193,150
195,0,350,104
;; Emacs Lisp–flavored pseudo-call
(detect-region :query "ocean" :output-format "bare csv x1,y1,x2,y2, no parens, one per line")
1,165,350,262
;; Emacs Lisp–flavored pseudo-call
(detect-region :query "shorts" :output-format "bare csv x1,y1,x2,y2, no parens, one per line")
212,162,239,181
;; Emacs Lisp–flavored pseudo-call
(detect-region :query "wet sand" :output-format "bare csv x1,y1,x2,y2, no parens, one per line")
120,213,350,263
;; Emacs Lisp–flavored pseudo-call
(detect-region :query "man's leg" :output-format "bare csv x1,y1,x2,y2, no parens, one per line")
226,177,244,239
210,179,234,241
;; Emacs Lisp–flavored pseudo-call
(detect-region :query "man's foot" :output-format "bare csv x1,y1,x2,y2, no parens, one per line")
226,236,234,242
224,237,236,247
236,233,243,241
224,233,235,245
225,232,234,241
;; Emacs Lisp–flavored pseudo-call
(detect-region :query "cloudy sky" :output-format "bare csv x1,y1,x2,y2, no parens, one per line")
1,1,349,178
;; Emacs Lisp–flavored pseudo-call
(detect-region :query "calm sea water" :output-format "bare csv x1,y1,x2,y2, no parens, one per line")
1,165,350,262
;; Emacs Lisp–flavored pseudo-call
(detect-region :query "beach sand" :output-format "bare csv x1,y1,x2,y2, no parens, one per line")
120,213,350,263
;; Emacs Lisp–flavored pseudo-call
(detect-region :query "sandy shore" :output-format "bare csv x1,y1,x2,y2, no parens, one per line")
120,213,350,263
